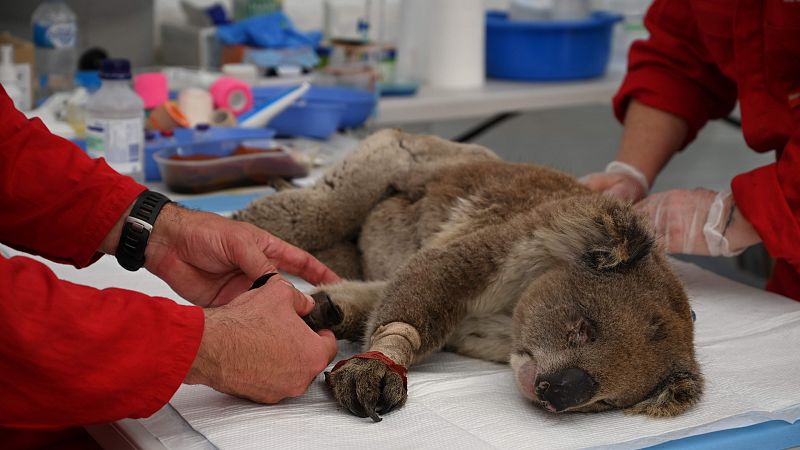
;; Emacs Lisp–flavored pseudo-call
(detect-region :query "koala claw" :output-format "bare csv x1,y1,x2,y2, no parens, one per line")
325,356,407,422
304,292,344,331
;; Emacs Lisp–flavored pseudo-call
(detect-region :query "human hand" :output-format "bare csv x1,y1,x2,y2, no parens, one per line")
184,274,338,403
144,204,340,307
579,161,650,203
634,188,761,256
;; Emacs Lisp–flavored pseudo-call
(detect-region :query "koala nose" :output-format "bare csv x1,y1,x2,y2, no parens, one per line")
535,368,596,412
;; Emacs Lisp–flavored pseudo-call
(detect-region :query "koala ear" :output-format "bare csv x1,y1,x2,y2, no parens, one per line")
582,206,654,272
536,199,654,271
626,371,703,417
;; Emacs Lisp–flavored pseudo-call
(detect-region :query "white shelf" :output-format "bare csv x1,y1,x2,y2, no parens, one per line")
374,71,624,125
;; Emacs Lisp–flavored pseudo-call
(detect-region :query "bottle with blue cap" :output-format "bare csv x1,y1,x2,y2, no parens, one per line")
86,59,145,181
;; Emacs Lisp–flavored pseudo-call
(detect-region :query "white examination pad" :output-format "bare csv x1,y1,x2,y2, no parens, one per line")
7,246,800,449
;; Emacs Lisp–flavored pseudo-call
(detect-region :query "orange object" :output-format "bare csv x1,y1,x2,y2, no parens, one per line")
147,101,190,132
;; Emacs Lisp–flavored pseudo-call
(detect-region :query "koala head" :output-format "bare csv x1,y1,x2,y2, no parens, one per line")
510,196,701,417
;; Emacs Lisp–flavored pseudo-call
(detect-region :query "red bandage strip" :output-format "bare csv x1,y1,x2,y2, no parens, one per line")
329,351,408,388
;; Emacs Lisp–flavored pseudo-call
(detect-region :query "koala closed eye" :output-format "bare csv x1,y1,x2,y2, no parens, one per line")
568,317,596,347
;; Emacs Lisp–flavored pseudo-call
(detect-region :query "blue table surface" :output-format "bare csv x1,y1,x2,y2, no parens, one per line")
182,192,800,450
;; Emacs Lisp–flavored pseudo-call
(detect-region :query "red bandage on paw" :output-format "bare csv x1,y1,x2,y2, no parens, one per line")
327,351,408,388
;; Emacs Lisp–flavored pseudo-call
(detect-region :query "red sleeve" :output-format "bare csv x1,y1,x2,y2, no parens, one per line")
612,0,738,146
0,255,204,429
732,133,800,299
0,87,204,428
0,85,145,267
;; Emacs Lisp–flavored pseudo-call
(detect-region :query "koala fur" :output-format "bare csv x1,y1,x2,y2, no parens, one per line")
234,129,701,421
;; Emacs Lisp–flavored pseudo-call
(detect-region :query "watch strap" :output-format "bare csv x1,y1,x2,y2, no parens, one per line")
116,190,171,271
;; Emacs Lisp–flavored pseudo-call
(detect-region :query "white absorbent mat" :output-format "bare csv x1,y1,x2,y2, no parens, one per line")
167,261,800,450
9,247,800,449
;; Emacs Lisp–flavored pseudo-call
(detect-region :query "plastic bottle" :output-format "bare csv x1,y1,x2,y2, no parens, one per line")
86,59,145,181
31,0,78,99
0,45,24,109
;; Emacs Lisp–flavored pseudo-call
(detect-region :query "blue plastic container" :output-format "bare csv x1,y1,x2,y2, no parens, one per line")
251,85,376,135
303,86,375,128
268,101,344,140
486,11,622,81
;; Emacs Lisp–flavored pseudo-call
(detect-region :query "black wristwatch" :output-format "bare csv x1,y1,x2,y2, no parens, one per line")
116,190,171,271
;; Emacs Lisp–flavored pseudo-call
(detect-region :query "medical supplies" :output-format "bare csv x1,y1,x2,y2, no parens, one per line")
86,59,145,181
133,72,169,110
178,87,215,126
209,76,254,116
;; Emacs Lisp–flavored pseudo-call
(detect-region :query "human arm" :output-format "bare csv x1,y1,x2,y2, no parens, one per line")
581,0,737,202
98,202,339,307
0,255,204,429
0,84,337,427
580,100,688,202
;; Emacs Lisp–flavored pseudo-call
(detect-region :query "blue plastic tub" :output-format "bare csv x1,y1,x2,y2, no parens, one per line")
303,86,376,128
251,85,376,134
268,101,344,140
486,11,622,81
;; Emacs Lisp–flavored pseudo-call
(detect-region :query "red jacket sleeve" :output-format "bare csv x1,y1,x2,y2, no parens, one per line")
612,0,738,146
0,255,204,429
0,86,205,428
0,85,144,267
732,132,800,299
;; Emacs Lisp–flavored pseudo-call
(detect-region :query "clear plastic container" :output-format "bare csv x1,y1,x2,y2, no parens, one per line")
31,0,77,99
86,59,145,181
154,142,310,194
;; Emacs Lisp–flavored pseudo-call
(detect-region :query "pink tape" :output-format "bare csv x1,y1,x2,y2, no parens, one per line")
134,73,168,109
209,76,253,116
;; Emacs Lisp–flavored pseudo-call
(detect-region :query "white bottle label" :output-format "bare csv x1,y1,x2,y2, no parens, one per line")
86,117,144,176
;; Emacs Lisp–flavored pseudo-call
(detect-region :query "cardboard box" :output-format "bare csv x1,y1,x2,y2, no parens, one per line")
0,32,34,110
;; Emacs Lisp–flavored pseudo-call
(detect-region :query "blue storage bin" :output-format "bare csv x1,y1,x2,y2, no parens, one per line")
486,11,622,81
251,85,376,133
268,101,344,140
303,86,376,128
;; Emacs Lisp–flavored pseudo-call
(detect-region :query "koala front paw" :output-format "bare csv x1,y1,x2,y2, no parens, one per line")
304,291,343,331
325,353,408,422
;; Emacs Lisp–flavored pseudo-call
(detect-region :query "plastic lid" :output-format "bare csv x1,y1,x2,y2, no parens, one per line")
195,123,210,131
100,58,132,80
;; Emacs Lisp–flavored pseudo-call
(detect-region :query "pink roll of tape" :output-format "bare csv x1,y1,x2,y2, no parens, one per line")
134,72,168,109
209,76,254,116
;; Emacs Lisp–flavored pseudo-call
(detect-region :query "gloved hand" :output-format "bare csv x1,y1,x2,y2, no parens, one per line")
579,161,650,203
634,188,761,256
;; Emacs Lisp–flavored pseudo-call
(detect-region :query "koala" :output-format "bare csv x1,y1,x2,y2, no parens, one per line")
233,129,701,422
